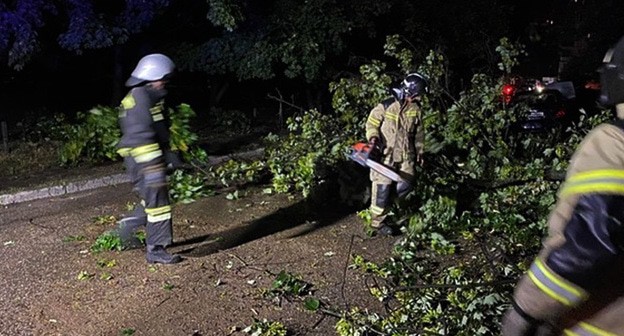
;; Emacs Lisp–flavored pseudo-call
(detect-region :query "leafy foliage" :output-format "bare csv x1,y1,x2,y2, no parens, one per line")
264,109,347,198
206,0,243,32
257,35,612,334
58,103,201,166
59,106,120,165
168,169,212,204
214,159,265,187
242,318,287,336
263,270,312,300
258,36,422,201
175,0,392,82
0,0,170,69
169,103,199,153
53,102,211,204
17,113,68,143
90,231,123,253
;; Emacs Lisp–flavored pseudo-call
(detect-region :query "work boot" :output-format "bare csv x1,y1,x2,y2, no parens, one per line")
370,221,399,237
146,245,182,264
117,217,145,250
371,224,398,237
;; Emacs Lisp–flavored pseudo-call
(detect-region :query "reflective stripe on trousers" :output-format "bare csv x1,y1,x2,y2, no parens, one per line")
123,156,173,246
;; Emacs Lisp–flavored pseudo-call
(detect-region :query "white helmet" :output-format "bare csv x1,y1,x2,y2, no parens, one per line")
125,53,175,87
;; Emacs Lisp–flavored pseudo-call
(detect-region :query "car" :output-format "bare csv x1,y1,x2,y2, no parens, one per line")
502,78,580,133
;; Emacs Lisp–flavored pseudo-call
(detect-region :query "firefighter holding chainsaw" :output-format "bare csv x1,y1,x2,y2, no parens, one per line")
502,37,624,335
115,53,184,264
364,73,428,236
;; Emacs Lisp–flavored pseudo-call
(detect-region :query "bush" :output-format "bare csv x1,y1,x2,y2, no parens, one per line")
59,106,120,165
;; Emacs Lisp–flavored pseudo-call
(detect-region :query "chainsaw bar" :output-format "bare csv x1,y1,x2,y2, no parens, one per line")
365,159,407,184
347,143,410,185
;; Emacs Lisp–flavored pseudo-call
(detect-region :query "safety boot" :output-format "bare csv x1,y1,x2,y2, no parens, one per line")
373,224,398,236
117,216,145,250
146,245,182,264
370,218,400,236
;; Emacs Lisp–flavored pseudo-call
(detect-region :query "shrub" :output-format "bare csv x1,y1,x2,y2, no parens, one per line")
59,106,120,165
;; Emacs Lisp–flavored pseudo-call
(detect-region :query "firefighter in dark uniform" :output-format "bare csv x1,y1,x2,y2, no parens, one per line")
116,53,182,264
502,37,624,335
365,73,428,235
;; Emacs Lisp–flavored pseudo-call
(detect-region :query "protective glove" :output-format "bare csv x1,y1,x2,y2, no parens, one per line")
501,305,558,336
368,137,382,161
164,150,191,172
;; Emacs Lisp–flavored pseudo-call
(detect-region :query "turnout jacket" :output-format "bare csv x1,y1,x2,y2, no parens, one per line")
117,85,170,163
513,122,624,335
365,97,424,164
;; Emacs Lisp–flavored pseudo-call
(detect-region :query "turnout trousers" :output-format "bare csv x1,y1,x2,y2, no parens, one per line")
123,155,173,247
369,159,414,227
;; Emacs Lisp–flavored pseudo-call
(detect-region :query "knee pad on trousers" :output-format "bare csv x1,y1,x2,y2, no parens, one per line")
374,184,391,208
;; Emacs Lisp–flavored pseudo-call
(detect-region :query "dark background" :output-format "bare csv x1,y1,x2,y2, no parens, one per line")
0,0,623,126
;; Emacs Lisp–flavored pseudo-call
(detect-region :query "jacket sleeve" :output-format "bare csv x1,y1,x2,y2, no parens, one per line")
546,194,624,288
366,103,385,140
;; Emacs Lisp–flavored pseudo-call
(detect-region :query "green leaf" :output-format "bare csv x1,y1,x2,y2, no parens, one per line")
304,297,320,311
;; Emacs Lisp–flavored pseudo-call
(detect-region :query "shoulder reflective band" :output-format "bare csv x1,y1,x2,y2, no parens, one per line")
527,259,588,307
564,322,618,336
367,116,381,127
145,205,172,223
121,95,136,109
560,169,624,197
130,143,163,163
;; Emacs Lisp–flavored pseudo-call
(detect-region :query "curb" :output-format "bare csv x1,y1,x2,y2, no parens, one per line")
0,173,130,206
0,148,265,206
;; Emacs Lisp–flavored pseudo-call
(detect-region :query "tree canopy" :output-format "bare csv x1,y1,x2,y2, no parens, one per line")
0,0,620,111
0,0,170,69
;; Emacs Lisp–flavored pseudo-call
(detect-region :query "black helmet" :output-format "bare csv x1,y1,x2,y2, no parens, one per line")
402,73,428,98
599,36,624,106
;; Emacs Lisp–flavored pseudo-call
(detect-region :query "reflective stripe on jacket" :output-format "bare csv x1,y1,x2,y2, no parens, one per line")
365,97,424,164
513,123,624,333
117,85,170,162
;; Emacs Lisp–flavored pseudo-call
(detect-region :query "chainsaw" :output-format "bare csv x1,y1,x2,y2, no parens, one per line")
347,142,410,185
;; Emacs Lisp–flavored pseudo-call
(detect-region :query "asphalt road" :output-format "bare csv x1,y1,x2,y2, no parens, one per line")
0,184,135,336
0,182,391,336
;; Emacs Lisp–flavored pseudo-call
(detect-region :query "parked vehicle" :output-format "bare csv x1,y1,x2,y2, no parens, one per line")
502,78,580,132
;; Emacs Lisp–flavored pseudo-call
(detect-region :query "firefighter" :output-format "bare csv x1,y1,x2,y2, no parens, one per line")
365,73,428,236
116,53,183,264
502,37,624,335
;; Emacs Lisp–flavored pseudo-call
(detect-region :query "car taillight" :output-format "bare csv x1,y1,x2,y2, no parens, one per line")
555,109,566,118
502,84,515,104
502,84,515,96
